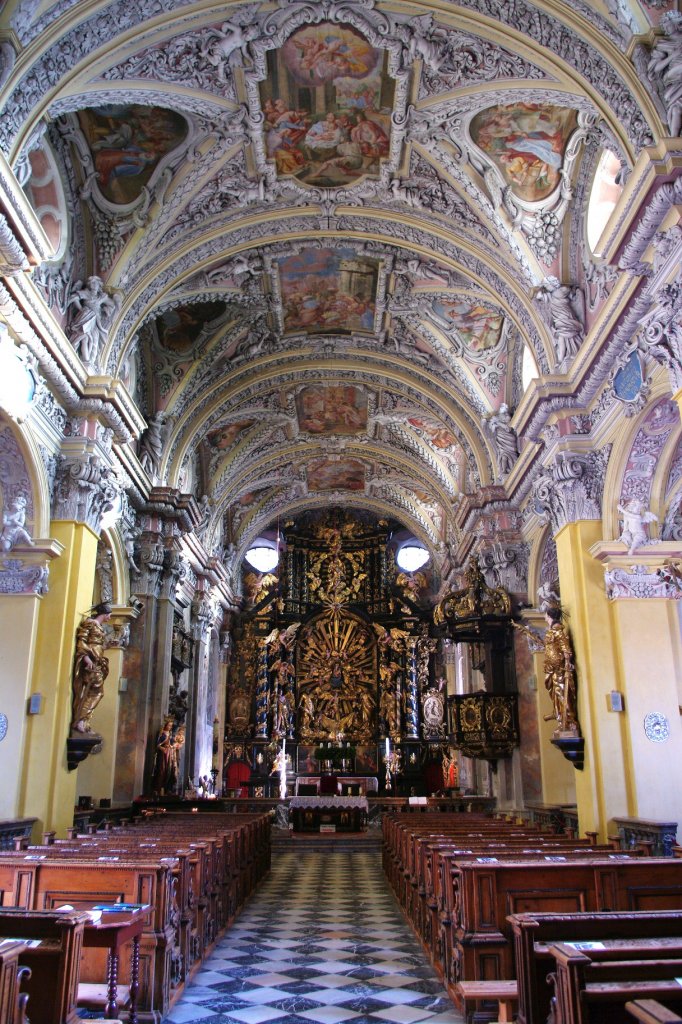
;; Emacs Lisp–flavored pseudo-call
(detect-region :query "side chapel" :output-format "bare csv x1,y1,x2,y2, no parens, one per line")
0,0,681,852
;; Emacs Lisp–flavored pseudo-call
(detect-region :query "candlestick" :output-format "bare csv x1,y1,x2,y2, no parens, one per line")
279,738,287,801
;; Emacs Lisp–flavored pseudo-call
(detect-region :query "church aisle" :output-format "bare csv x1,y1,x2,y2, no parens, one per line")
166,850,463,1024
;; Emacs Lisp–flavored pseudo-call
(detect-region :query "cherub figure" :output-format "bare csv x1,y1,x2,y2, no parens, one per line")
0,495,33,551
617,499,658,554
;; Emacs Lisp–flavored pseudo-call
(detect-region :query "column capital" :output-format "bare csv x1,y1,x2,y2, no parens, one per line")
52,434,119,534
591,540,682,599
533,447,610,536
479,540,529,594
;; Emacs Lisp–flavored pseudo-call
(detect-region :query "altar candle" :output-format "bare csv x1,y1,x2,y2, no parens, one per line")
385,737,390,760
279,738,287,801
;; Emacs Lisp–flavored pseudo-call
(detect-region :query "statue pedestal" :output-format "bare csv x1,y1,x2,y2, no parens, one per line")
66,733,102,772
550,731,584,771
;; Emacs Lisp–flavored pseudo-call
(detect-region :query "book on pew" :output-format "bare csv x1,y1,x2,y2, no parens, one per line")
91,903,150,913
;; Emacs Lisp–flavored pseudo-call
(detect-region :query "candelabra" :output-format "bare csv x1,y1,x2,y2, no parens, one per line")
385,750,401,792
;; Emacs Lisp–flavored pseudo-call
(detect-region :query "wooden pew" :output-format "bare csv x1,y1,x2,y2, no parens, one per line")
0,940,29,1024
0,853,176,1021
438,857,682,1005
548,941,682,1024
0,908,87,1024
628,1000,682,1024
0,811,271,1021
510,909,682,1024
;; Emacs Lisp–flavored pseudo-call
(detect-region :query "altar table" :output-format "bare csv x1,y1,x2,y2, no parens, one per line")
289,796,369,832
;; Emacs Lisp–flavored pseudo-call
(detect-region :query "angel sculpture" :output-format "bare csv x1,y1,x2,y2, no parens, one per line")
617,499,658,555
201,13,260,81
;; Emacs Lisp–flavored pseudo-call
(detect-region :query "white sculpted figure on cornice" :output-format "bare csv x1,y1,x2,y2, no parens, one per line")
617,499,659,555
647,13,682,138
636,283,682,391
534,276,585,368
67,276,121,369
0,496,34,552
483,404,519,478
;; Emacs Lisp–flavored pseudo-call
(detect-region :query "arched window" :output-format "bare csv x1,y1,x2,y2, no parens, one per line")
396,541,430,572
586,150,623,255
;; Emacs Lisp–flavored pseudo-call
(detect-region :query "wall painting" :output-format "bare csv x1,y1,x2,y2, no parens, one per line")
432,299,504,353
205,419,256,452
154,300,227,355
77,104,188,205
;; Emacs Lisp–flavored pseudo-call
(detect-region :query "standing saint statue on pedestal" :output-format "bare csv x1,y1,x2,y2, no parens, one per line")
71,602,112,735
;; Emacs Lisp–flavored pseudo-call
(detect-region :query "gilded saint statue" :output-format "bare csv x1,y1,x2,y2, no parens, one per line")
541,606,579,733
514,605,579,735
71,602,112,735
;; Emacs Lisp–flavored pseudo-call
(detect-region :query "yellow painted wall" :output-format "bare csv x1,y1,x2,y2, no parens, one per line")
0,595,41,819
75,647,123,807
19,521,98,836
612,598,682,827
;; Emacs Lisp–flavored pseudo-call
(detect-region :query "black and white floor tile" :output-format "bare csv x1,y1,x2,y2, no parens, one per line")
166,852,463,1024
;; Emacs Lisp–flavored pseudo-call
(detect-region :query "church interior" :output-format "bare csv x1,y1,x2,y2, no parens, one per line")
1,0,682,1019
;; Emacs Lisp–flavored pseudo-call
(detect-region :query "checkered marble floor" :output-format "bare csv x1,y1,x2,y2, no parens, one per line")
166,851,463,1024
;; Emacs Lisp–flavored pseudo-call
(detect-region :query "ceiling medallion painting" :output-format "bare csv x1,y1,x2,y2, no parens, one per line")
76,105,189,207
307,458,366,492
431,299,504,355
260,22,394,187
154,300,227,356
279,247,379,334
206,419,257,454
296,386,368,435
469,103,578,203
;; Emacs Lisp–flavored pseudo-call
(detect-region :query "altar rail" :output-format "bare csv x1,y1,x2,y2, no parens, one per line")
134,795,496,816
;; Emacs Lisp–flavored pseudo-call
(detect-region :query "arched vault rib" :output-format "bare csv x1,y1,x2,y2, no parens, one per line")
210,436,459,514
105,220,554,380
161,356,495,490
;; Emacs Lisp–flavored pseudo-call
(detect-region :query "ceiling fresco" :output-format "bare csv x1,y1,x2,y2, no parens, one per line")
261,22,394,187
1,0,675,587
279,248,380,335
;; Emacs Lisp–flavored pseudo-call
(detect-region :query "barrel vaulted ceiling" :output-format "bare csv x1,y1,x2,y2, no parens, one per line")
0,0,675,582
